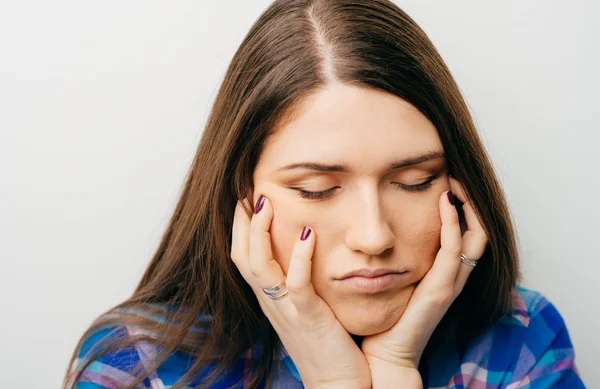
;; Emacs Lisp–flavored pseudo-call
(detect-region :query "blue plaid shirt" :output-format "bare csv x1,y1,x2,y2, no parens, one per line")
71,286,586,388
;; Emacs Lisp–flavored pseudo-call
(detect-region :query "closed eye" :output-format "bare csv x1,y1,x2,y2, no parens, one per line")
391,180,433,193
294,174,439,200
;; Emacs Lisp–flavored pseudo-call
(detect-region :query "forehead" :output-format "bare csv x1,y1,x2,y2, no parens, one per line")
258,83,443,175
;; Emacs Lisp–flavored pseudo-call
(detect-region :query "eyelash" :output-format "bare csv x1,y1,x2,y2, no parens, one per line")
295,177,436,200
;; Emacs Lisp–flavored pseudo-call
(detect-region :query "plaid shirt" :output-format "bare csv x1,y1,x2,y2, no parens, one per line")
72,286,586,388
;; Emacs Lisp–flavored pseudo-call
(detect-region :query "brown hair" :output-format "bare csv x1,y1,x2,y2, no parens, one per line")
63,0,520,388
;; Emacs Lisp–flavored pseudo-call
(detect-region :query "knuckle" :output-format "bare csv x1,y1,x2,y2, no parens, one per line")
479,236,489,248
230,254,244,267
249,269,262,280
248,263,264,279
442,244,461,258
447,213,460,225
230,253,239,264
249,217,262,233
285,280,303,293
480,229,490,242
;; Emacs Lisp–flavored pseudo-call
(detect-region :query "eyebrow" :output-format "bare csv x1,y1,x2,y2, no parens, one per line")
276,151,446,173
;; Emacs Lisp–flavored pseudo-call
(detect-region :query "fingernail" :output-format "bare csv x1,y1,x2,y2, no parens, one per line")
446,191,455,205
300,226,312,241
254,195,265,214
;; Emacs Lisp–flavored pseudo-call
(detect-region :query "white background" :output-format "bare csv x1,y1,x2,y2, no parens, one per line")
1,1,598,387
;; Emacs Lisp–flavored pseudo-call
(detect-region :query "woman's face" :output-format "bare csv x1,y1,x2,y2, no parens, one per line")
252,83,450,336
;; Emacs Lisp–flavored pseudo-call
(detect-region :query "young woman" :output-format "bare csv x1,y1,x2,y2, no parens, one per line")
63,0,585,388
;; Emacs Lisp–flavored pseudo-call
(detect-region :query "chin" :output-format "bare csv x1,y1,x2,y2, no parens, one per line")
330,296,410,336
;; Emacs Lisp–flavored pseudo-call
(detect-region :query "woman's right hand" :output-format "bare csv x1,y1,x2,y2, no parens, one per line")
230,195,372,389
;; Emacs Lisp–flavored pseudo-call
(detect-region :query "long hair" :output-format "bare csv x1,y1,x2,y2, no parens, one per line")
63,0,520,388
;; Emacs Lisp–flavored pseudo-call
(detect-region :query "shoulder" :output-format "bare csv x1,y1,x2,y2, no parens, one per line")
71,326,151,389
452,286,585,388
69,304,212,389
500,285,564,328
496,286,578,366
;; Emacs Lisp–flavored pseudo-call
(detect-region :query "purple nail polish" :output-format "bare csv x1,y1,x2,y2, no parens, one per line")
254,195,265,214
447,191,455,205
300,227,311,241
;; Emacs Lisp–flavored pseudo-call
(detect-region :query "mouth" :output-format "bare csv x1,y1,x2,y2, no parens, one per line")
337,267,407,280
335,270,409,293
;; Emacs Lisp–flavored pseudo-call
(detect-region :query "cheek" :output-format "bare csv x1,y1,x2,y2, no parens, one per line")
399,205,441,275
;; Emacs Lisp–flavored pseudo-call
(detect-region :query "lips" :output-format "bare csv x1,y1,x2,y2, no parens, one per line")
337,268,405,280
335,271,409,293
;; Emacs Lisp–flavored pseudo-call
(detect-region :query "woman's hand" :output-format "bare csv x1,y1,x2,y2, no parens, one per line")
230,195,372,389
361,177,489,374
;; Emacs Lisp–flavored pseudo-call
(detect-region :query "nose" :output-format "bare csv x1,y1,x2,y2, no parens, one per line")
344,186,395,256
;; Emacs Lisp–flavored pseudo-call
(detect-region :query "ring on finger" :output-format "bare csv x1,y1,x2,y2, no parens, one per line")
266,288,289,300
262,278,289,300
460,253,478,267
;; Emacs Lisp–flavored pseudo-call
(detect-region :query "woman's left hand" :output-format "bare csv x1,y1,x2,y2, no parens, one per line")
361,177,489,370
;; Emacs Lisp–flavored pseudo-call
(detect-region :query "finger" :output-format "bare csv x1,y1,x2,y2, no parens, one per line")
449,178,489,291
454,218,482,292
231,199,252,281
285,226,323,318
419,190,463,293
231,200,250,266
449,177,488,241
455,252,477,294
248,195,288,294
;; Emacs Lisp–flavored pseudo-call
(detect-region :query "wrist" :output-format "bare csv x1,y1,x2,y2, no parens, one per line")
365,356,423,389
301,372,371,389
306,382,371,389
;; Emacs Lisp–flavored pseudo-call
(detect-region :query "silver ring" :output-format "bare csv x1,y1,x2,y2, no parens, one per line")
460,253,478,267
267,288,289,300
262,278,289,300
262,278,286,295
